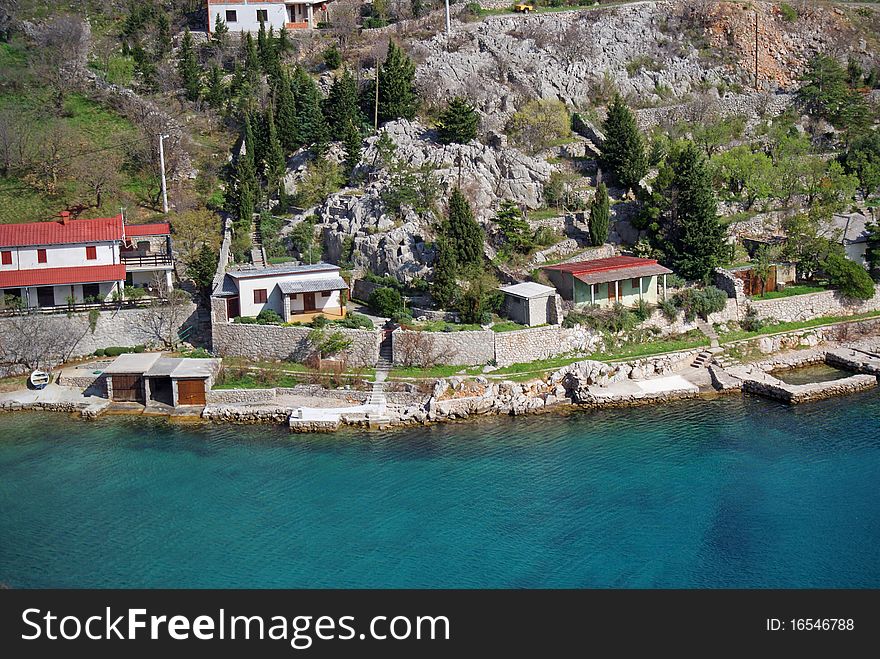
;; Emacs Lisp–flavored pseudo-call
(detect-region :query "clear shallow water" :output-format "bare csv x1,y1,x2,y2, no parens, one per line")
772,363,853,386
1,394,879,588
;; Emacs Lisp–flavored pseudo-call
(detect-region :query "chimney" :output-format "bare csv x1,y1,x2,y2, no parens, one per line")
59,211,70,225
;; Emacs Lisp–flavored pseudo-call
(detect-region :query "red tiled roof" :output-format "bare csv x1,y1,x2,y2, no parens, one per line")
0,264,125,288
542,256,664,275
125,223,171,237
0,216,124,248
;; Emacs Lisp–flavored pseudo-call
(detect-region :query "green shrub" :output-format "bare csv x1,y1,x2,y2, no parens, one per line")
392,311,414,325
310,314,330,329
534,226,560,247
673,286,728,322
256,309,283,324
368,287,403,317
104,346,137,357
336,312,374,329
779,3,797,22
93,348,106,357
659,299,678,321
634,298,652,322
134,345,146,353
233,316,258,324
823,252,875,300
323,44,342,70
741,305,764,332
562,309,591,328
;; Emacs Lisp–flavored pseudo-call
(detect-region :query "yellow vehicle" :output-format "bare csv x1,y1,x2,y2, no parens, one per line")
514,2,535,13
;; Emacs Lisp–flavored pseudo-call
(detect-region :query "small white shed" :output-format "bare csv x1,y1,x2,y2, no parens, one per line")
499,282,557,327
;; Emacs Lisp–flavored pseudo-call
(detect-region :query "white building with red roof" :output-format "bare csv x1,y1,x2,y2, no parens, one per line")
0,211,175,310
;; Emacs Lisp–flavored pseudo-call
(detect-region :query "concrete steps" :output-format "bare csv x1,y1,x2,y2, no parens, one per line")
691,351,715,369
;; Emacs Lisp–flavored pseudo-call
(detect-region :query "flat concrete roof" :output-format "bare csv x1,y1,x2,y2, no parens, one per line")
499,282,556,299
103,352,162,374
105,354,220,379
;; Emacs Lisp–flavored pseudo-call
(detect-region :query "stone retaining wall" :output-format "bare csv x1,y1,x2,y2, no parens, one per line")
211,322,380,367
0,303,197,364
493,325,602,367
351,278,382,303
748,286,880,323
635,92,793,131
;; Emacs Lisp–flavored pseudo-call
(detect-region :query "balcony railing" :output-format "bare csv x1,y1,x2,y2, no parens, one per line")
120,253,173,268
0,296,167,317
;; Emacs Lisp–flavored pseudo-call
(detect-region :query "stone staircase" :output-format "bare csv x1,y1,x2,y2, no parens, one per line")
366,332,394,411
691,350,715,369
695,318,720,349
250,221,266,267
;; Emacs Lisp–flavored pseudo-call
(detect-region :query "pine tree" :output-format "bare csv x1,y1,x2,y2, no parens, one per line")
378,42,418,124
323,70,362,141
205,65,226,109
437,97,478,145
494,201,533,253
446,188,483,268
211,13,229,50
342,119,362,177
601,94,647,191
662,142,726,281
588,182,610,247
177,28,202,102
292,66,329,149
275,71,298,152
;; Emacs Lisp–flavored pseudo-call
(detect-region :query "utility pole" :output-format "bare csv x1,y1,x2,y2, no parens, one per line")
374,66,379,131
445,0,451,34
158,133,170,214
754,10,759,91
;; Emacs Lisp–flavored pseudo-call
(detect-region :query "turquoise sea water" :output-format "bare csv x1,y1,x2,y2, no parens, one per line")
1,393,879,588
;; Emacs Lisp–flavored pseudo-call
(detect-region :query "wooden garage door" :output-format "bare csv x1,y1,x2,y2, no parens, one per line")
177,379,206,406
112,375,143,402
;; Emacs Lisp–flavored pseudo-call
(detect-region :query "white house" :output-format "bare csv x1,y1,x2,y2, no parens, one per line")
831,212,870,267
0,212,175,310
207,1,333,33
215,261,349,322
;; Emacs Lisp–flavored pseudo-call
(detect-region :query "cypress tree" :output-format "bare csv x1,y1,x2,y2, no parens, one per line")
265,105,286,194
205,64,226,109
446,188,483,268
276,71,298,152
277,26,291,54
243,33,260,82
431,237,458,309
177,28,201,102
377,42,418,124
601,94,647,191
663,142,726,281
342,119,362,177
292,66,329,149
437,97,478,145
156,12,172,59
323,70,362,141
233,113,258,221
588,182,610,247
256,20,269,71
211,13,228,50
251,110,269,175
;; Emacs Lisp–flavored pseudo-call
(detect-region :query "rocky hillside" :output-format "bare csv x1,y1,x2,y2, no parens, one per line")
412,1,880,130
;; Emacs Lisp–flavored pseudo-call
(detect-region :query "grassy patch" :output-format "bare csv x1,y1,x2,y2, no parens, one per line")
389,364,483,379
719,310,880,343
491,321,531,333
750,284,828,300
527,208,562,221
403,320,484,332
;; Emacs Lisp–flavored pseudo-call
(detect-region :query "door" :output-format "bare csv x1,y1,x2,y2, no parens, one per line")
607,281,617,303
303,292,316,312
82,283,100,302
177,379,206,406
36,286,55,307
226,296,240,319
112,375,143,402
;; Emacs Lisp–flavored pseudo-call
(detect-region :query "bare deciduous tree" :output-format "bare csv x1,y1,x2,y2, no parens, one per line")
142,276,194,348
0,315,87,371
0,109,35,177
71,151,122,209
393,331,456,368
32,15,91,109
